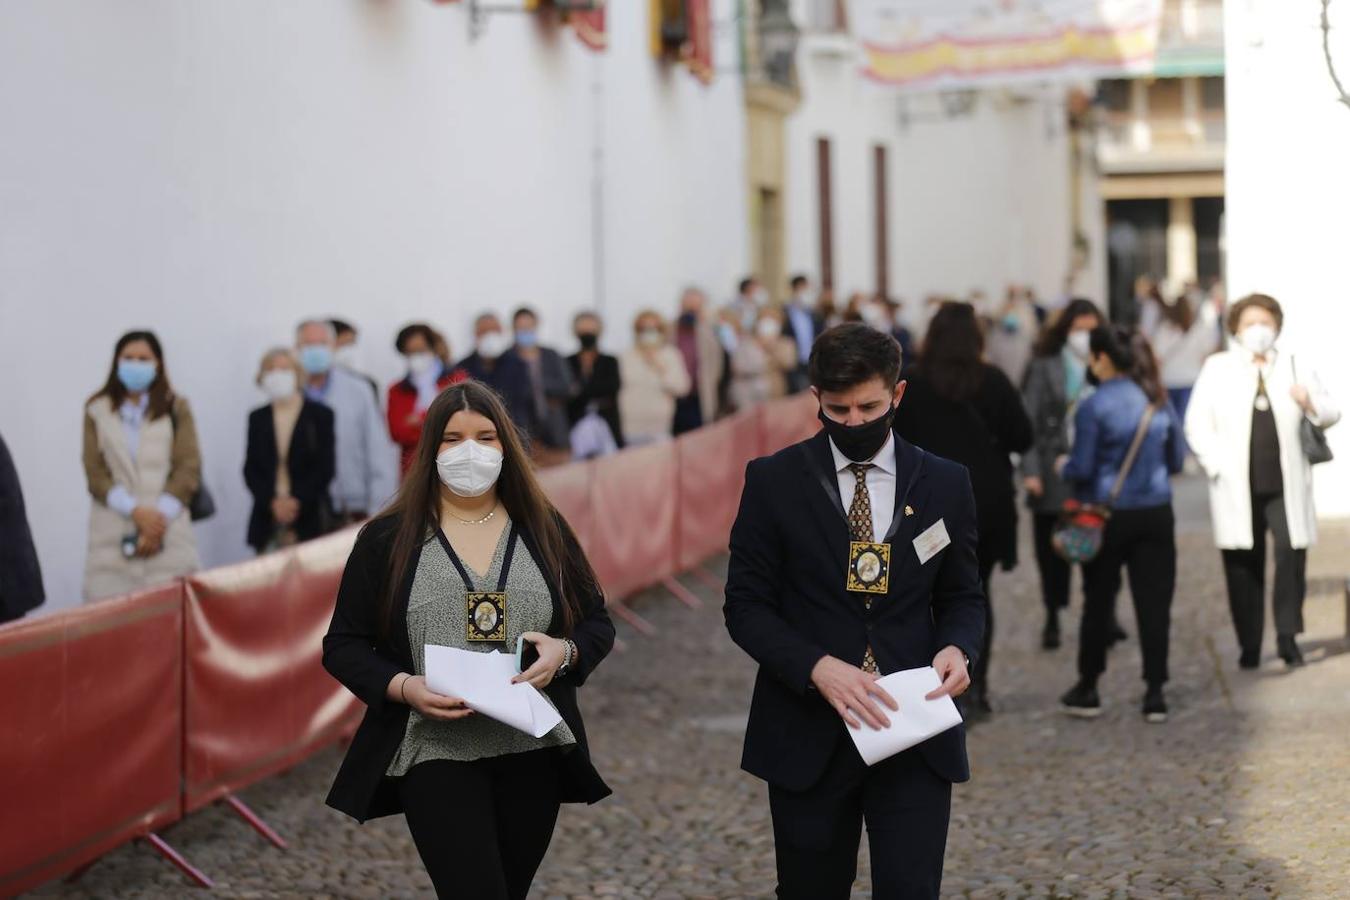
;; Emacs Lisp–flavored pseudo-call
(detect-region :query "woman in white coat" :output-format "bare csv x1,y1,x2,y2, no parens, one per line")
1184,294,1340,669
82,331,202,600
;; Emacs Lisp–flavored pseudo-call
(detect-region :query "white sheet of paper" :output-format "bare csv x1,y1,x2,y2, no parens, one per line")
845,666,963,766
912,518,951,565
424,645,563,739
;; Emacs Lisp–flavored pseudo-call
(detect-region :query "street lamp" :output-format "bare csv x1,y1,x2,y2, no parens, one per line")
758,0,800,87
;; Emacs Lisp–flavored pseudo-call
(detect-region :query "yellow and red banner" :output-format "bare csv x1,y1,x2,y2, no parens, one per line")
853,0,1163,90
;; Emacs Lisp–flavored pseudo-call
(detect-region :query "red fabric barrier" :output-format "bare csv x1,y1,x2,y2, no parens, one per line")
537,459,595,551
675,412,761,570
0,585,183,896
759,392,820,454
182,528,362,813
587,441,678,600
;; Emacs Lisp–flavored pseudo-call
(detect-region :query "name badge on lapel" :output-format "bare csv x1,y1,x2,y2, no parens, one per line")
847,541,891,594
466,592,507,642
912,519,951,566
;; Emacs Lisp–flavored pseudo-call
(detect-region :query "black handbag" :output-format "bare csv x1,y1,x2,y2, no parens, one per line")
169,399,217,521
1291,356,1334,465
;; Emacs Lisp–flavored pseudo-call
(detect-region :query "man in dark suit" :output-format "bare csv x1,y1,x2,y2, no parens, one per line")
724,323,986,899
783,273,822,393
455,313,534,440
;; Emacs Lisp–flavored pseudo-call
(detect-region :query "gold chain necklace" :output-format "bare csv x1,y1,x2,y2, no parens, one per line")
446,504,498,526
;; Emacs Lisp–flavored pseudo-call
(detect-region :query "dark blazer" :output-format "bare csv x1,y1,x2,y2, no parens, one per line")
243,400,337,552
724,430,986,793
322,513,615,823
1020,354,1078,514
455,351,535,442
565,352,624,448
0,432,44,623
893,364,1033,568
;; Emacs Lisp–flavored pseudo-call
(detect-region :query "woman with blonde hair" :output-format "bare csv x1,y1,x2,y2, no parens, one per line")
618,309,692,446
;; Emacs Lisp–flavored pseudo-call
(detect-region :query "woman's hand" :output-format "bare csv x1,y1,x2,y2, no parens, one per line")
1023,476,1044,498
1053,454,1069,476
1290,384,1314,414
512,632,566,690
131,505,167,541
401,675,474,721
136,532,164,558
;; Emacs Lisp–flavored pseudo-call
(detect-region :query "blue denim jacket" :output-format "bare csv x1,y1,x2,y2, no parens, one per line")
1061,377,1185,510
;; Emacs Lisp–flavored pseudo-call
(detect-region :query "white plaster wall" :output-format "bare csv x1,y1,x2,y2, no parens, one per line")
1224,0,1350,518
784,26,1096,317
0,0,749,613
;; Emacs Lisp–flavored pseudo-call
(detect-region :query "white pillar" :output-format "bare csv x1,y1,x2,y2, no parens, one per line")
1130,78,1151,150
1167,196,1197,289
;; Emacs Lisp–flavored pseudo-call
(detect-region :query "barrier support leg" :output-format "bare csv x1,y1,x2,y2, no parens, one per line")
142,833,214,889
608,599,657,636
224,793,289,850
662,576,703,610
690,565,724,595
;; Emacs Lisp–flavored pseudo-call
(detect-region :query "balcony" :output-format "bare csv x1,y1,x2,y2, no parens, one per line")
1154,0,1225,77
1097,111,1225,175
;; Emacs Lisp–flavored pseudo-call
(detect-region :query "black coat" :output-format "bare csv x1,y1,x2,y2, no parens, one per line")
0,433,44,623
243,400,336,552
893,364,1033,568
322,513,615,823
724,431,986,793
565,352,624,448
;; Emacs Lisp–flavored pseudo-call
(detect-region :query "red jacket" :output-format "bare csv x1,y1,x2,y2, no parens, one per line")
387,368,468,475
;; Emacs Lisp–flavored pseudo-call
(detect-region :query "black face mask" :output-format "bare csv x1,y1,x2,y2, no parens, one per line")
677,312,698,330
818,403,897,463
577,333,599,351
1085,368,1101,387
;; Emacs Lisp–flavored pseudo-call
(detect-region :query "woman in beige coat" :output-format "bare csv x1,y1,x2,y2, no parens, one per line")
618,310,693,446
82,331,202,600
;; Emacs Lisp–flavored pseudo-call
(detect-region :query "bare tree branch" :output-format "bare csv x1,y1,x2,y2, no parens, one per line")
1322,0,1350,109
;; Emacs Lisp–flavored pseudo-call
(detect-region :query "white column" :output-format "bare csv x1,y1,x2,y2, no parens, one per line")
1130,78,1151,150
1166,196,1197,289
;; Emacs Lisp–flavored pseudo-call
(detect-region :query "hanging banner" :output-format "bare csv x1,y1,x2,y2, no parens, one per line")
852,0,1164,90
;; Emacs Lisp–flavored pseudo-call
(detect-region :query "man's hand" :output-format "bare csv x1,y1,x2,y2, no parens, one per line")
926,646,971,700
811,656,898,731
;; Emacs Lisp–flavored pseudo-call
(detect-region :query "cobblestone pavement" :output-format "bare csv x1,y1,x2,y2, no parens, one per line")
28,477,1350,899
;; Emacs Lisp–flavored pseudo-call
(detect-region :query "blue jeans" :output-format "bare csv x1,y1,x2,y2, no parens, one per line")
1168,387,1192,456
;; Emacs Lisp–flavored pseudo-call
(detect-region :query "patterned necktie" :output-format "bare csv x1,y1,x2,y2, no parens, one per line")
847,463,879,673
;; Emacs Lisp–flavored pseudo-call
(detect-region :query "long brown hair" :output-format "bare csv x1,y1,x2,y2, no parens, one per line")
915,301,985,402
1033,298,1102,358
374,381,597,638
88,330,175,420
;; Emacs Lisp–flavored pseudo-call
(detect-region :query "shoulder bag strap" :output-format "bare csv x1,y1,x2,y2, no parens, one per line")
1107,404,1157,507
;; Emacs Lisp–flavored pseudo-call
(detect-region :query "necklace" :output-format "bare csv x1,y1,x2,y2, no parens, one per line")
446,503,498,526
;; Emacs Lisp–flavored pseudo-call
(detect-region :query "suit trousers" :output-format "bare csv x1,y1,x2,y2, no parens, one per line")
1032,511,1072,613
1221,492,1307,652
769,737,952,900
1078,504,1176,686
397,749,561,900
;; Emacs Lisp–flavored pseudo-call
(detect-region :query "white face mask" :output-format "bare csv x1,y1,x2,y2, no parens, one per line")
334,344,360,369
1238,323,1276,356
477,332,510,360
407,352,438,377
637,328,664,348
1066,330,1092,360
755,319,781,339
436,440,504,498
261,369,298,401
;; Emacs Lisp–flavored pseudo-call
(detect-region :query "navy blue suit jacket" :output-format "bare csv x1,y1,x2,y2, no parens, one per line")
724,429,986,792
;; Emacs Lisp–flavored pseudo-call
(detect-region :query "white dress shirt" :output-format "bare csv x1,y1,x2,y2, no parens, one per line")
829,432,898,542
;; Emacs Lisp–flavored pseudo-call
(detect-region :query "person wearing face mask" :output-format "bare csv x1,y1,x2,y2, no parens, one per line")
243,349,336,553
1149,289,1220,462
511,306,576,463
783,274,823,393
892,302,1033,722
618,310,692,446
82,331,202,600
389,324,469,477
322,381,614,900
671,287,727,434
1184,294,1340,670
728,307,798,411
985,285,1040,388
565,311,624,450
1057,326,1185,723
298,319,399,528
725,322,984,900
455,313,534,440
1021,298,1113,650
330,318,381,402
725,276,766,334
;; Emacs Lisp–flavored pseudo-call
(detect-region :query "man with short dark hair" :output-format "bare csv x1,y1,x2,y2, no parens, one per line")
328,318,380,400
784,273,821,393
510,306,576,457
455,313,534,440
724,322,985,899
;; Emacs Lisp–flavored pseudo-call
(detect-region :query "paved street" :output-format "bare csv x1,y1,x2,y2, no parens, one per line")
29,476,1350,899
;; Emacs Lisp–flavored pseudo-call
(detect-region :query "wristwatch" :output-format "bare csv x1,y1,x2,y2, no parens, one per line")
557,639,577,676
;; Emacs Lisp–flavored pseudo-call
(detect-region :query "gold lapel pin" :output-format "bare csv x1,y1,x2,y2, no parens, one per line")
904,505,915,517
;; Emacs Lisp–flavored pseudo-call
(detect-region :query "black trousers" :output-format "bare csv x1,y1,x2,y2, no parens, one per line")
1221,492,1307,652
769,738,952,900
397,749,561,900
1032,511,1072,613
1078,504,1176,686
